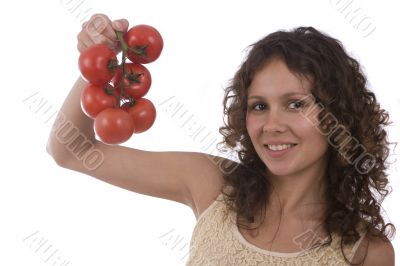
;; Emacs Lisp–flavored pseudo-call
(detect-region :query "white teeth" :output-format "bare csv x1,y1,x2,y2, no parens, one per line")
266,144,295,151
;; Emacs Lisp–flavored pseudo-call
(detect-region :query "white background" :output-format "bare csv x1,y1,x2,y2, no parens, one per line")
1,0,399,265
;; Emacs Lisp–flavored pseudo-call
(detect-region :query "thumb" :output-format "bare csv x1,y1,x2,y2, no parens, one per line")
112,19,129,32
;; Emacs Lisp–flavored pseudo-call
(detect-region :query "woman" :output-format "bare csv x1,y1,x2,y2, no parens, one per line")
188,26,396,265
47,14,395,265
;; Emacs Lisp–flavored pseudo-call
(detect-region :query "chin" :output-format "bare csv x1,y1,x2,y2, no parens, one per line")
266,167,294,177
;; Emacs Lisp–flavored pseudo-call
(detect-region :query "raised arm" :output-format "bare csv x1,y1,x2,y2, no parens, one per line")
46,14,234,213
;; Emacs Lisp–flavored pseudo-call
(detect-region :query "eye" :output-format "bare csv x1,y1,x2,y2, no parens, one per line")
248,102,266,111
247,100,305,112
288,100,304,110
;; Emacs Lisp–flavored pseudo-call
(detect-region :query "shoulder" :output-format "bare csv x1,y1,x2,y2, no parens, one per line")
364,234,394,266
187,154,239,220
353,232,395,266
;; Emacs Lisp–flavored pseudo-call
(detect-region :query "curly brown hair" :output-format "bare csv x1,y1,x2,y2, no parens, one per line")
217,26,396,265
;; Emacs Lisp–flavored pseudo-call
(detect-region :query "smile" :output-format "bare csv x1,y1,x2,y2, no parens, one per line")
263,144,297,158
266,144,296,151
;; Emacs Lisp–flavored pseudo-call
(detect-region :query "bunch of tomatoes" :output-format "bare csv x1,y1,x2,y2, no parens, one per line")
78,24,163,144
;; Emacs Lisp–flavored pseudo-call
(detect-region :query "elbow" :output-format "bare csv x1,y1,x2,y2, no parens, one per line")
46,139,68,167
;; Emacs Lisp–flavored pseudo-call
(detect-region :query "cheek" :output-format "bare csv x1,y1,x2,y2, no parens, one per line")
246,115,259,134
297,117,328,149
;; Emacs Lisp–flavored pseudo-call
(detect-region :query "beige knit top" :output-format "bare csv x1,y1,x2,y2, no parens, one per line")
186,192,367,265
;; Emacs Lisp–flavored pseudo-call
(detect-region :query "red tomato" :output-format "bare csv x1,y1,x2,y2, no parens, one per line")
112,63,152,99
121,98,156,133
124,25,163,64
78,44,118,85
81,83,118,119
94,108,134,144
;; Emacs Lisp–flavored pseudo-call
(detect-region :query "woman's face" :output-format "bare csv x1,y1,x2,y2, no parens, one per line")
246,58,329,178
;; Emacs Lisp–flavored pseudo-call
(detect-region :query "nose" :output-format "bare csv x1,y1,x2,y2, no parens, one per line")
262,109,287,133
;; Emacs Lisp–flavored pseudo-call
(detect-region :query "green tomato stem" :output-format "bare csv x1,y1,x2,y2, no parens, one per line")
115,31,128,108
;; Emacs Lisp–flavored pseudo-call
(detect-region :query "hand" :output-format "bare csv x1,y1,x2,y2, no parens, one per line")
77,14,129,54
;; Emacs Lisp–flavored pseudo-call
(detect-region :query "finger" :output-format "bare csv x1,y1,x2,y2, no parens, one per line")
112,19,129,32
81,21,88,29
77,31,94,52
85,14,111,38
77,41,87,53
86,17,119,47
101,22,119,42
87,14,118,43
79,27,116,52
79,14,123,52
110,19,129,53
90,34,115,49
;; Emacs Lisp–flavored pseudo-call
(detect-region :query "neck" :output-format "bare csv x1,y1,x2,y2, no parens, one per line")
266,160,328,221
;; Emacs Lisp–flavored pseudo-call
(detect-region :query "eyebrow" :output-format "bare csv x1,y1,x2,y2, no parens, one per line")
247,92,308,100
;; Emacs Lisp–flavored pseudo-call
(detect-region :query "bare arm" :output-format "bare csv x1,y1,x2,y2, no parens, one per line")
46,76,95,163
46,14,235,210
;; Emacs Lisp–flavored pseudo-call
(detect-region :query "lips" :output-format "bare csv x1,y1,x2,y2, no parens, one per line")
263,144,297,158
264,142,297,145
